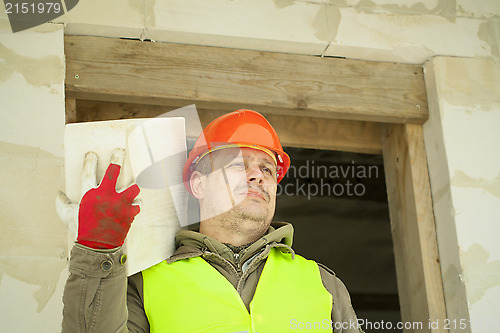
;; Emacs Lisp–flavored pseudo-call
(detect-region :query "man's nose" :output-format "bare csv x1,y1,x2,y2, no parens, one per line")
246,164,263,183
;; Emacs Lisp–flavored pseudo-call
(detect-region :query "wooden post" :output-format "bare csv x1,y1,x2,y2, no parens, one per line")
65,98,77,124
381,123,448,332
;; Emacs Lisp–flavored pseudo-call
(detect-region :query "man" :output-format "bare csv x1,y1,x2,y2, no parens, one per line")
60,109,363,332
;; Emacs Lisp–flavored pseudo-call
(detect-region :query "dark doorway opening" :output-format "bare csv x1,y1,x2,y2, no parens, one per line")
274,147,401,333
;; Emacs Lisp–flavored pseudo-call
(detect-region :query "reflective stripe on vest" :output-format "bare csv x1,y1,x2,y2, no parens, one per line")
142,247,333,333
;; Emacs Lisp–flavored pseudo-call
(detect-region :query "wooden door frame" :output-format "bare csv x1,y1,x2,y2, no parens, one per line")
64,35,447,332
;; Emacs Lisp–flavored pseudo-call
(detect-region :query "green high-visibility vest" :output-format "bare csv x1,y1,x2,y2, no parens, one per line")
142,247,333,333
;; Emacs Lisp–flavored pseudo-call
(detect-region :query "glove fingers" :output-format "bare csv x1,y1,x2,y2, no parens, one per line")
121,184,141,202
100,163,121,191
55,191,77,224
130,204,141,218
110,148,126,167
81,152,98,197
98,149,125,191
99,148,125,190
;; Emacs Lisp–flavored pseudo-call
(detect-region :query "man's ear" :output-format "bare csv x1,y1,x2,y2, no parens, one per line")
190,171,205,199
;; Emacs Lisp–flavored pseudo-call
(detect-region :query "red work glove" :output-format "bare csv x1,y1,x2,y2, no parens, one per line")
77,163,140,249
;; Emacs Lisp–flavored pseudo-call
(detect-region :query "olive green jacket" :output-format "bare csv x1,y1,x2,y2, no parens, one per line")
61,222,363,332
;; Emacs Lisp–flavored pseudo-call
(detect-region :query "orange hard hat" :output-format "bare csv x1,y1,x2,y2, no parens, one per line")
183,109,290,195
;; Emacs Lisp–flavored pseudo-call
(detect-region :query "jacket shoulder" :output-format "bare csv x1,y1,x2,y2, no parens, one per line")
317,262,337,277
316,262,353,308
316,262,364,332
127,271,150,332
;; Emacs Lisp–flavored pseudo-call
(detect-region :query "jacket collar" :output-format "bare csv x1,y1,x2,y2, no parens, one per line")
167,221,294,265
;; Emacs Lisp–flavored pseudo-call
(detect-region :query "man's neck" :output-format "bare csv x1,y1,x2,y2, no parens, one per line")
199,220,260,246
198,213,270,246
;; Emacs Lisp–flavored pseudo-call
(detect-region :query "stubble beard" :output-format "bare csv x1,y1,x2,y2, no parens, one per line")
205,194,274,242
223,200,273,235
200,182,276,242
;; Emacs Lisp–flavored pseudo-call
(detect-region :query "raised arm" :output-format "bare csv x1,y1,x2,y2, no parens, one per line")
58,149,141,332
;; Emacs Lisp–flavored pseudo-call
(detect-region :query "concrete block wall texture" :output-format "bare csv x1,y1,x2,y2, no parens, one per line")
0,26,67,331
0,0,499,331
57,0,144,38
146,0,331,55
424,57,500,333
50,0,500,63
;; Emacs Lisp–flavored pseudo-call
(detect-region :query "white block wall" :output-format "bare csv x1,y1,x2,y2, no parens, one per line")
0,26,67,332
424,57,500,333
0,0,498,331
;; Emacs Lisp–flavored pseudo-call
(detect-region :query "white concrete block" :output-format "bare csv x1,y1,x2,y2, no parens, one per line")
433,58,500,179
0,269,68,332
145,0,330,55
467,287,500,332
441,103,500,179
424,56,500,333
326,8,493,63
0,29,65,157
0,2,11,33
327,0,442,14
457,0,500,18
423,56,471,333
53,0,144,39
452,186,500,259
366,0,439,11
0,27,67,333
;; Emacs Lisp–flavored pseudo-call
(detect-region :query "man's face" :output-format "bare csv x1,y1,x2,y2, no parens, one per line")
194,147,278,229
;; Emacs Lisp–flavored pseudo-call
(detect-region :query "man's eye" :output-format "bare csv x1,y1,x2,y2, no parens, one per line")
262,167,275,176
229,162,245,169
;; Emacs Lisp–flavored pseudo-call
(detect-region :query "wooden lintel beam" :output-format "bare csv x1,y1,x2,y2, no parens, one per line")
65,35,428,124
76,100,382,154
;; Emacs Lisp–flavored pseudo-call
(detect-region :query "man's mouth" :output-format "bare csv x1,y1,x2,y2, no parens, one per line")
239,186,269,201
